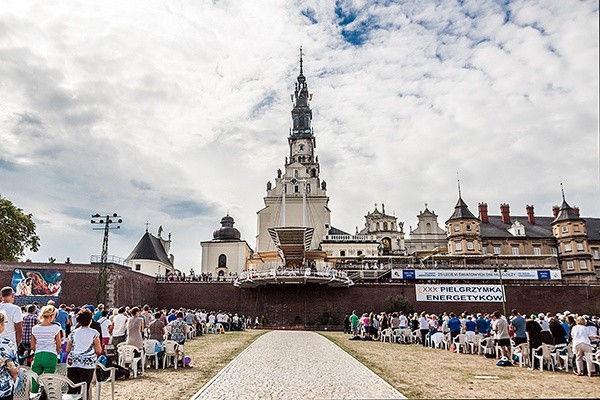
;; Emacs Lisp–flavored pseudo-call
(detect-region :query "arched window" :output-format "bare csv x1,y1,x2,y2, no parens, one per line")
376,222,380,231
311,168,316,177
218,254,227,269
383,222,388,231
426,223,432,234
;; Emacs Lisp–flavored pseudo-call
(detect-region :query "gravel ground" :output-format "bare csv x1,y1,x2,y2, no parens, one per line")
191,331,404,400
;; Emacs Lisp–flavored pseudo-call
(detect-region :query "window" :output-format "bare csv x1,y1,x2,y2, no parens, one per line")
579,260,588,270
566,261,574,270
357,250,363,256
294,185,299,193
376,223,380,231
533,247,541,256
453,225,460,232
426,223,432,234
467,241,474,250
455,242,462,251
593,248,600,259
564,243,572,252
482,247,488,255
512,246,519,256
340,250,346,257
218,254,227,268
493,246,501,255
135,264,141,271
576,242,584,251
574,224,580,232
561,226,568,233
552,247,558,256
383,222,388,231
466,224,471,231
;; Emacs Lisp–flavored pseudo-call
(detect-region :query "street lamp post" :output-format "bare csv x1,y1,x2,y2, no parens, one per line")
494,261,508,317
91,213,122,306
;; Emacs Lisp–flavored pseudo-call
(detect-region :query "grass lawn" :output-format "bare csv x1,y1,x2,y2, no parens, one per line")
100,330,265,400
320,331,598,399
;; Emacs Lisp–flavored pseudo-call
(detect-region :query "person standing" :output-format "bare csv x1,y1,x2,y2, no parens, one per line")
30,305,62,395
0,287,23,349
125,307,145,351
447,313,461,340
66,309,102,395
418,312,429,346
510,309,527,345
491,311,511,360
571,316,599,376
0,312,19,400
349,311,359,337
97,310,112,348
20,304,38,365
110,307,128,346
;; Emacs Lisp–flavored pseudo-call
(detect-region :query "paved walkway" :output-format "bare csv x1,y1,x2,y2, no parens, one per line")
190,331,404,399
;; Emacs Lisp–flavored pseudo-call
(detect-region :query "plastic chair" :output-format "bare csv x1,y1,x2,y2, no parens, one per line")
143,339,161,370
55,363,68,376
478,337,495,356
453,334,469,354
117,344,144,378
391,329,402,343
162,340,179,369
37,373,87,400
14,367,42,400
533,344,556,371
431,332,445,349
379,328,393,343
400,328,413,344
411,330,422,345
468,335,482,355
92,362,115,400
513,343,530,368
214,323,224,334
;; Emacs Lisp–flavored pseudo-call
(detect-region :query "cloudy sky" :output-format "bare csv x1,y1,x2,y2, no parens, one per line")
1,0,598,269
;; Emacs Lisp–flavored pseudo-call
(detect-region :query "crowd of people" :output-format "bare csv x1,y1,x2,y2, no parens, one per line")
0,285,253,399
344,308,600,377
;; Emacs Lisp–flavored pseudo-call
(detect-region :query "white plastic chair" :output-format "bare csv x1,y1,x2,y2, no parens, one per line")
14,367,42,400
431,332,445,349
93,362,115,400
478,337,495,356
214,323,224,334
513,343,530,368
117,344,144,378
556,345,573,372
143,339,161,370
468,335,482,355
400,328,413,344
533,344,556,371
37,373,87,400
162,340,179,369
411,330,422,345
391,329,402,343
453,334,469,354
379,328,392,343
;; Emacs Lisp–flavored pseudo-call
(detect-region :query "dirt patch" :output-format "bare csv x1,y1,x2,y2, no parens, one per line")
99,330,265,400
321,332,598,399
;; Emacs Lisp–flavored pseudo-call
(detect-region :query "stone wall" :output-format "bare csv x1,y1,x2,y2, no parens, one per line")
0,262,156,307
2,263,598,324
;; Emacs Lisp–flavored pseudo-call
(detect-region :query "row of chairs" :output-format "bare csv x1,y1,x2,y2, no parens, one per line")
14,361,115,400
107,339,183,378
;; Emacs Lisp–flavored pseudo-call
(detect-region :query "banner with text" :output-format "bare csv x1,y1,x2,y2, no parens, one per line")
392,269,561,280
415,284,505,302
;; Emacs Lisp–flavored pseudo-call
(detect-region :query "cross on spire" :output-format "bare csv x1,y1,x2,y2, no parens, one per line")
299,46,303,75
144,221,150,233
456,172,462,198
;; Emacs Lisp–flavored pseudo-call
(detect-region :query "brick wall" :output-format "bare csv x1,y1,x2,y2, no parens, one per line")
2,263,598,324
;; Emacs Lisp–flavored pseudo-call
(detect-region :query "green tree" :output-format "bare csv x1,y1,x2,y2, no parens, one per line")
0,195,40,261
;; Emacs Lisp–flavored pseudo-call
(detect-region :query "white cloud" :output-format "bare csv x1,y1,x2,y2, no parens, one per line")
1,0,597,268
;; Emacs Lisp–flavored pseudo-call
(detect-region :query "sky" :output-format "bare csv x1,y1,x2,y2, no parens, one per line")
1,0,598,270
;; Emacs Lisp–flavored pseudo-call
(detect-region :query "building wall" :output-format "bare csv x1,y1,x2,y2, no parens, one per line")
155,282,600,325
0,262,156,308
200,241,250,276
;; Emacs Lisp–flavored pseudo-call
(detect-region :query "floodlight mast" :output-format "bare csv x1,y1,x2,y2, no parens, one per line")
91,213,122,306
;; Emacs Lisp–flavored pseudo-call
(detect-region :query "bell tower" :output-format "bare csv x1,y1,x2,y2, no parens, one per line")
256,48,331,254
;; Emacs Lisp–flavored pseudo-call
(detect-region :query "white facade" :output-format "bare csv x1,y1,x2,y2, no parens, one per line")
200,241,252,277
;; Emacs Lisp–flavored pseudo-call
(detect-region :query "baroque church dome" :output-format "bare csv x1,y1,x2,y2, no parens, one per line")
213,215,241,241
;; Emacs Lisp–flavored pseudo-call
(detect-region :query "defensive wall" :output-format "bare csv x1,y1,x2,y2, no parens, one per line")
1,262,599,325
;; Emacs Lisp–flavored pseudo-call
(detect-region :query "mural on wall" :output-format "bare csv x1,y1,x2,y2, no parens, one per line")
11,269,63,297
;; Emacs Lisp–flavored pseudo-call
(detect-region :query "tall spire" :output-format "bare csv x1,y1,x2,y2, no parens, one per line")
290,47,313,139
299,46,303,75
560,181,565,202
456,172,462,199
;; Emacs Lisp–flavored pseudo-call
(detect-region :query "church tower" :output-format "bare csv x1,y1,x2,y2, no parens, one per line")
256,49,331,253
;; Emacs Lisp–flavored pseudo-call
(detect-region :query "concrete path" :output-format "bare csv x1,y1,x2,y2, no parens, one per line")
190,331,404,400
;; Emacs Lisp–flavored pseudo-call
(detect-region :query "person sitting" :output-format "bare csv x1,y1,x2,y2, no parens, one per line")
66,309,102,395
